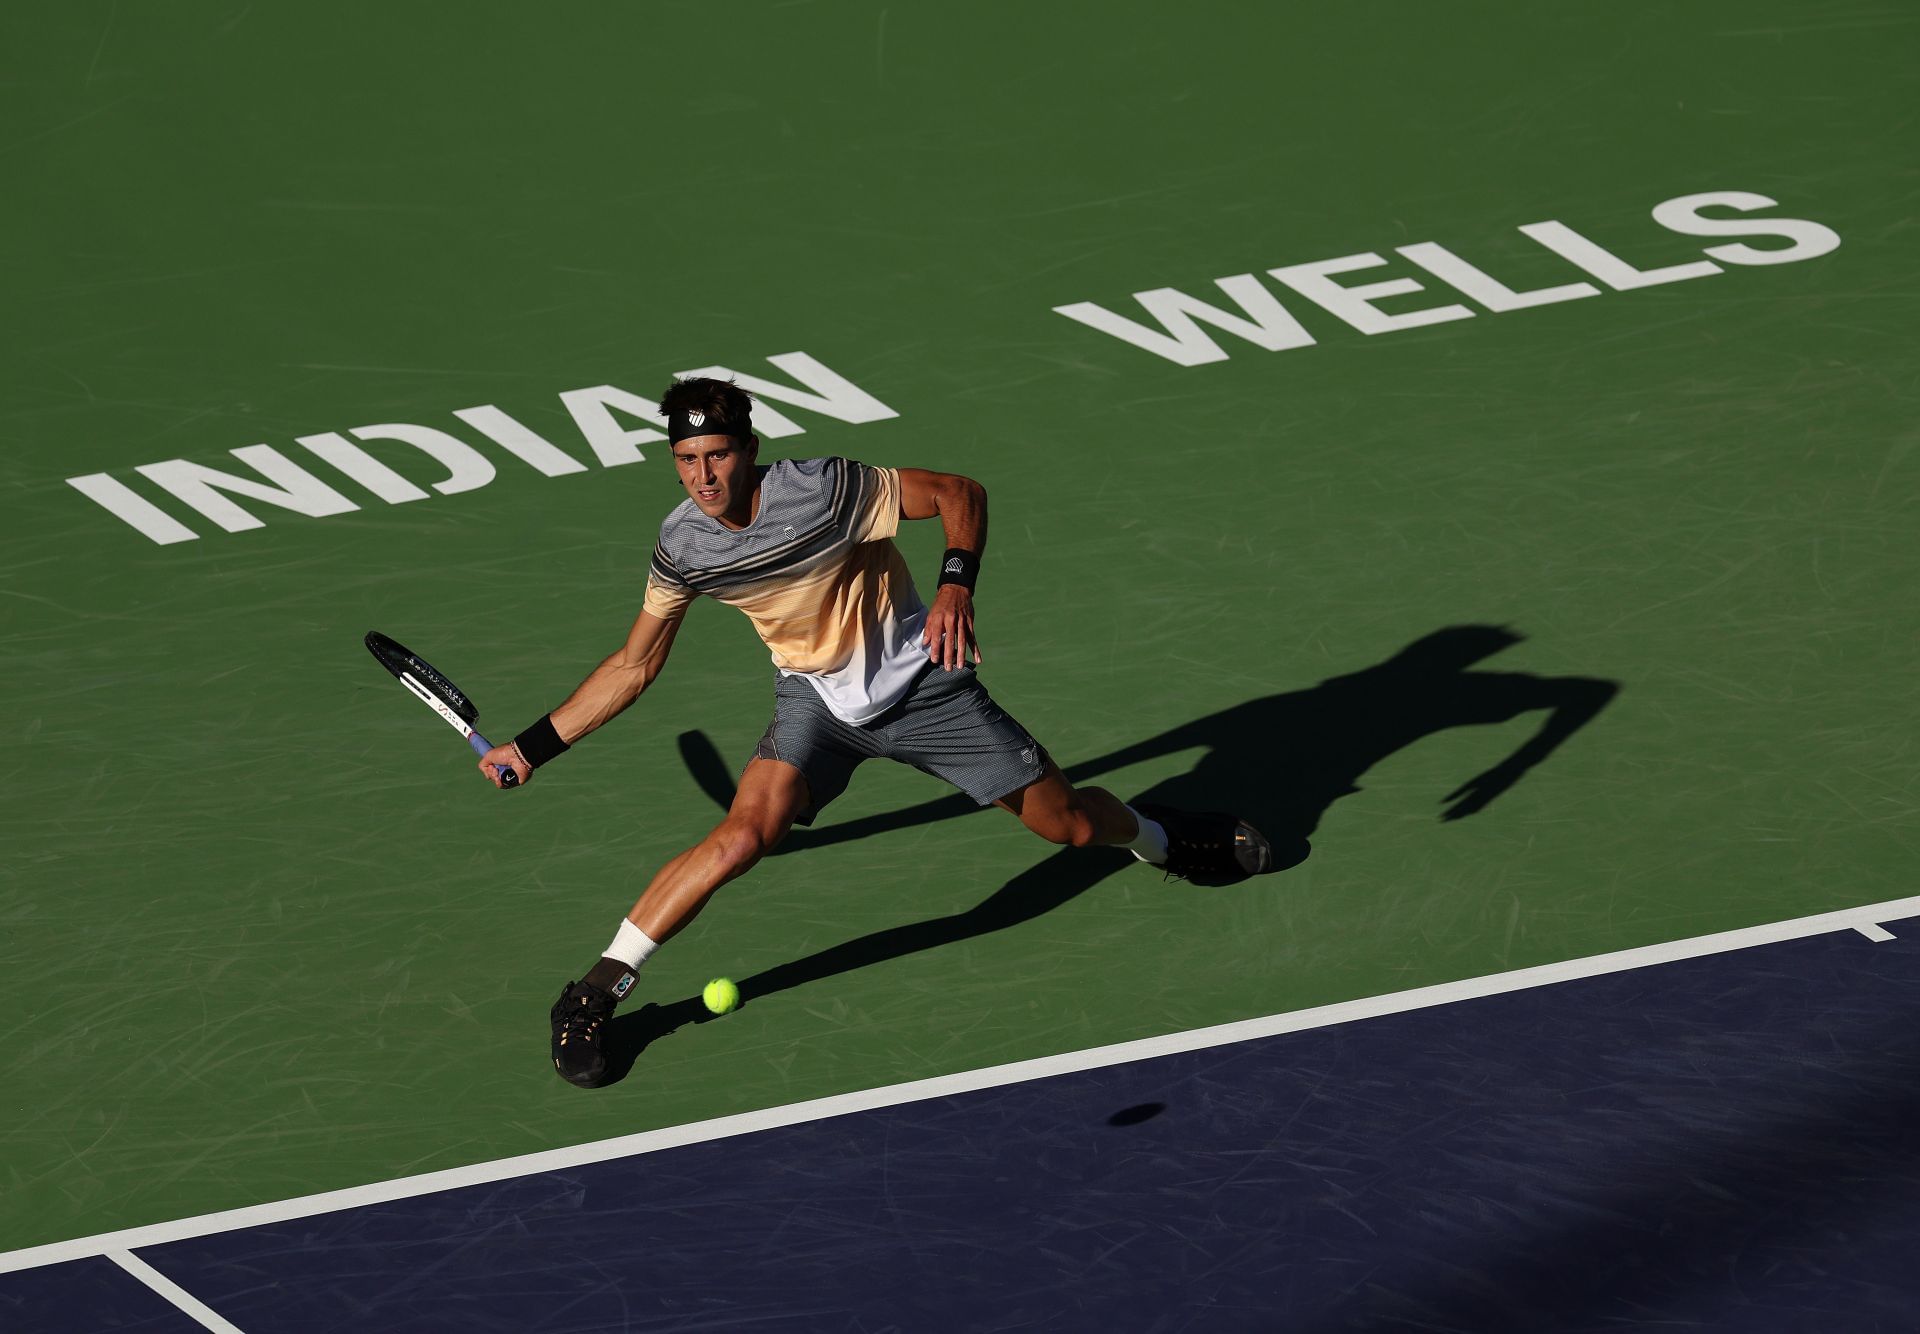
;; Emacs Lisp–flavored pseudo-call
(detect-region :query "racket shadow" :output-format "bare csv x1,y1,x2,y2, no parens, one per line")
676,730,739,812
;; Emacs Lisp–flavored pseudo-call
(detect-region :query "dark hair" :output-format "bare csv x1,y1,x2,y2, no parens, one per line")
658,376,754,431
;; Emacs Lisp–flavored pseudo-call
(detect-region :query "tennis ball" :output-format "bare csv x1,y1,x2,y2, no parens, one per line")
702,977,741,1015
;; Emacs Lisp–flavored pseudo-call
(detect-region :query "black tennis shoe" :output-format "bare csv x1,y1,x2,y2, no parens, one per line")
1134,803,1272,884
550,979,616,1087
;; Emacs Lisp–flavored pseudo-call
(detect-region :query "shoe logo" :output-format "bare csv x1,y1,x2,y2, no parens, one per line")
612,972,635,999
687,409,706,427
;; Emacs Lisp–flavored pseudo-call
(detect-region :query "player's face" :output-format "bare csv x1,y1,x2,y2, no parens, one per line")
673,435,758,527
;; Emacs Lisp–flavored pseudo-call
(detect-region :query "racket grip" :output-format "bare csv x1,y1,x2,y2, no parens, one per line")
469,730,521,789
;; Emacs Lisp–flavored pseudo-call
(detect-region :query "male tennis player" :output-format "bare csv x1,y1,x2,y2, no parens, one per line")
480,377,1270,1087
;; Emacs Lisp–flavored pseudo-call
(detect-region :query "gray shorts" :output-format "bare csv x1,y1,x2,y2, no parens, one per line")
754,663,1048,825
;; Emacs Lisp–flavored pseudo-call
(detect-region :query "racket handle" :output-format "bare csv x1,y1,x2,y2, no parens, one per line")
470,730,520,789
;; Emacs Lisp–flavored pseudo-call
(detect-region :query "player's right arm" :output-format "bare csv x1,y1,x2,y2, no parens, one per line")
477,607,684,788
552,607,684,741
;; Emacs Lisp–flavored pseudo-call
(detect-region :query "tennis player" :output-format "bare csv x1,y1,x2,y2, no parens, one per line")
481,377,1270,1087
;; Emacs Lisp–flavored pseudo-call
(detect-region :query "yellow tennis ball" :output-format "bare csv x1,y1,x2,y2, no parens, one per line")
702,977,740,1015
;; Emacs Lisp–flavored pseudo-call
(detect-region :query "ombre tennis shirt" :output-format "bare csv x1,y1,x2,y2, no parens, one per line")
642,458,930,725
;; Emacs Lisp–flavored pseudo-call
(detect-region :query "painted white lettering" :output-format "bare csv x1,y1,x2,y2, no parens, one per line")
136,446,359,533
296,433,429,504
1519,220,1721,290
66,474,199,545
557,385,666,467
67,348,900,546
452,405,588,476
1395,241,1601,312
1649,191,1841,267
675,351,900,439
348,424,494,494
1052,275,1316,366
1269,253,1476,334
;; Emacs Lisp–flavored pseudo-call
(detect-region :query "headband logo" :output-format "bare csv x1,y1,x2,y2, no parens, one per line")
687,409,705,427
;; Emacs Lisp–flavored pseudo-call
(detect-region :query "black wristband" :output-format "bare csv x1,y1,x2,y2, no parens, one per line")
937,547,980,591
512,714,571,769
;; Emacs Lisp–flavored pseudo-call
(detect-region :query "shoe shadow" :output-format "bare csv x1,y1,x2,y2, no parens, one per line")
601,625,1618,1083
600,995,710,1085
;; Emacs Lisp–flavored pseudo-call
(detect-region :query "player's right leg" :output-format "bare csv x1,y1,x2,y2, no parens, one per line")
550,758,810,1088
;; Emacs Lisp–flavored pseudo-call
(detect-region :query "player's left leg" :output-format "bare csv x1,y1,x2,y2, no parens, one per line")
996,763,1271,881
992,761,1138,849
877,663,1268,878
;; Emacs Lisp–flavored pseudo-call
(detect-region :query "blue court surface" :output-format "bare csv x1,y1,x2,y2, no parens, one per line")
7,907,1919,1333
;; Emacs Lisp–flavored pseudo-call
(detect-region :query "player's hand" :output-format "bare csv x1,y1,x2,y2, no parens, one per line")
922,585,980,671
479,742,532,789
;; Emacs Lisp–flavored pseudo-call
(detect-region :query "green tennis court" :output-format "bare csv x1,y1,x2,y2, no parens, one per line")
4,3,1917,1325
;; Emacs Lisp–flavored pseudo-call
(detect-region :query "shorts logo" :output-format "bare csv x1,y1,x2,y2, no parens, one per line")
611,972,635,998
1021,746,1037,766
686,409,705,427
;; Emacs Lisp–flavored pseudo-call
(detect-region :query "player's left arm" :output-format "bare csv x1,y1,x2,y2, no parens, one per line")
897,467,986,671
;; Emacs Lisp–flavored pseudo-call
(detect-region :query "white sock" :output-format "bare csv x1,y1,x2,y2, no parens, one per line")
1123,806,1169,865
605,918,659,970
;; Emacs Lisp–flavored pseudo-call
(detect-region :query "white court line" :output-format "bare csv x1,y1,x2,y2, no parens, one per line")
5,891,1918,1280
1857,922,1896,942
107,1251,245,1333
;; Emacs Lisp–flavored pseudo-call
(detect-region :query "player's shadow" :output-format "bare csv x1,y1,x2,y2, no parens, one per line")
600,625,1618,1082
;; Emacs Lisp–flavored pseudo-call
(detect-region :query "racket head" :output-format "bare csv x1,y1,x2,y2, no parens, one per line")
364,631,480,726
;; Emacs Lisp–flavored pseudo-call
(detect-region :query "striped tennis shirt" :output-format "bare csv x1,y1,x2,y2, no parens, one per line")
642,457,929,725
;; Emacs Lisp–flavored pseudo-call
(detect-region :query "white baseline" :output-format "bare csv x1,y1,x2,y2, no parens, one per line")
2,892,1913,1278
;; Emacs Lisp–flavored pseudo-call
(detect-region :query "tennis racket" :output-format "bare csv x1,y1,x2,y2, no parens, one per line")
365,630,519,788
